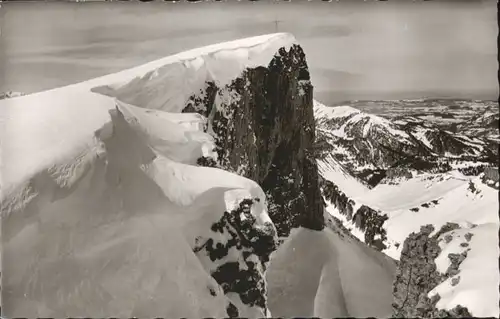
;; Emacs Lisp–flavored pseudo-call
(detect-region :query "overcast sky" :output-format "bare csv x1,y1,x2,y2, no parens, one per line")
1,0,497,103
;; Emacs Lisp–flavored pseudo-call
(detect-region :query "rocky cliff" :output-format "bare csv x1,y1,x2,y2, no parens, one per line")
183,44,325,239
392,224,472,318
178,44,326,315
320,177,388,250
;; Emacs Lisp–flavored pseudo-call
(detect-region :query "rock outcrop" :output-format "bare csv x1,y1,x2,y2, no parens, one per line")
192,198,277,316
320,178,388,250
0,91,24,100
179,44,325,316
392,224,472,318
457,164,487,176
184,44,325,238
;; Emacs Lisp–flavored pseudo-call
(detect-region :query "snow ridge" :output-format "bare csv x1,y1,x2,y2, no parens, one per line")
0,33,296,197
0,33,297,318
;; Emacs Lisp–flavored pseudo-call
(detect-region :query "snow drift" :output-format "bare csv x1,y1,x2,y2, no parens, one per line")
0,33,293,318
266,227,396,318
1,94,277,318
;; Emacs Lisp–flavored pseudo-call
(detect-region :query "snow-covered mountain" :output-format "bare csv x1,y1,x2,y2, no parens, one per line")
314,100,497,187
0,33,396,318
348,98,499,153
315,102,499,317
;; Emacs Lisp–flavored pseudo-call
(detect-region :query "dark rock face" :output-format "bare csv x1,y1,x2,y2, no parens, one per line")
392,224,472,318
411,198,441,211
457,164,486,176
464,232,474,242
196,156,217,168
193,198,277,315
226,302,239,318
183,81,218,116
451,276,461,286
353,205,389,250
187,44,324,238
467,181,480,194
392,224,442,318
446,251,468,277
313,122,336,160
320,178,355,220
185,45,325,315
320,178,388,250
482,167,500,189
324,213,362,243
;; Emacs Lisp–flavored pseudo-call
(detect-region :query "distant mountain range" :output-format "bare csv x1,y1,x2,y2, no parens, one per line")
314,99,498,187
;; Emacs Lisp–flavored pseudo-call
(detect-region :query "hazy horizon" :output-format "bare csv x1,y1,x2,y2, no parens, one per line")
1,0,497,104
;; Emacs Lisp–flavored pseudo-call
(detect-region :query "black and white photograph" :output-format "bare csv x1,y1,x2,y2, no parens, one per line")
0,0,498,317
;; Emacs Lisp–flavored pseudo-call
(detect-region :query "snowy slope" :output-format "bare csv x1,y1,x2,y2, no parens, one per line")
369,174,498,259
266,227,395,318
320,156,498,318
0,33,296,318
362,172,468,212
317,155,372,242
317,154,370,200
2,99,277,318
430,222,498,317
